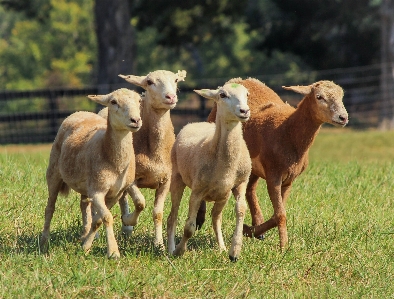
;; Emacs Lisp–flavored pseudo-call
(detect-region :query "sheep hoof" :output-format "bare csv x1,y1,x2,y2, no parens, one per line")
154,242,165,251
256,234,265,240
173,246,185,257
81,239,95,254
229,255,238,262
195,215,205,230
108,251,120,259
94,232,100,240
121,225,134,237
39,237,49,254
195,203,206,230
196,223,204,230
242,224,253,238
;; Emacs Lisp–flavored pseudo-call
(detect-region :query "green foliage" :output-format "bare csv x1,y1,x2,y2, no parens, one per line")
0,0,383,90
0,0,96,90
0,130,393,297
132,0,247,46
0,0,51,23
255,0,381,69
135,21,310,87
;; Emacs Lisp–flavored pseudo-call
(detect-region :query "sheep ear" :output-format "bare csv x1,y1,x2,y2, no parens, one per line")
176,70,187,82
119,74,147,89
87,94,110,106
194,89,219,101
282,85,312,95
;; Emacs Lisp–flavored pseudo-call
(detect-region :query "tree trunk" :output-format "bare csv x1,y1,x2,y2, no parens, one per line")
380,0,394,130
95,0,134,94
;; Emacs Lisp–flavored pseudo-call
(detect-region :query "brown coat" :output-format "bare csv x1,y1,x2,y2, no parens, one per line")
204,78,348,248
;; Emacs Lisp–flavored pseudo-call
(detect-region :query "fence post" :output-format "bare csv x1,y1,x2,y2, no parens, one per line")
48,91,59,142
380,0,394,129
199,94,207,119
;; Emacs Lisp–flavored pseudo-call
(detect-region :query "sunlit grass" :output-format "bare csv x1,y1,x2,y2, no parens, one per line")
0,129,393,298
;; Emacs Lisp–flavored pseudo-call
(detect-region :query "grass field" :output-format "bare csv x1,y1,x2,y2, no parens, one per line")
0,129,393,298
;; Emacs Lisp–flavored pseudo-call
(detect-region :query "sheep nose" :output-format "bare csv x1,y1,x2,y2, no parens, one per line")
240,108,250,116
339,115,348,124
166,94,176,101
130,117,141,124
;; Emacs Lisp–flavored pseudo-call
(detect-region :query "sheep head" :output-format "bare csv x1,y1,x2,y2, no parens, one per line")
88,88,142,132
283,81,348,127
194,83,250,122
119,70,187,110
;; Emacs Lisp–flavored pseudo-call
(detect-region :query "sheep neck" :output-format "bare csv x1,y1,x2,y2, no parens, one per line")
285,95,322,158
210,114,244,164
102,114,133,172
135,98,174,156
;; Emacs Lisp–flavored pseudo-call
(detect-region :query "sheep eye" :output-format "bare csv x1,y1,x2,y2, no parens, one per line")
220,92,227,98
147,79,154,86
175,78,179,83
110,100,117,105
316,94,325,101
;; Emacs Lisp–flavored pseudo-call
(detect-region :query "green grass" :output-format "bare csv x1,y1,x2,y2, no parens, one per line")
0,129,393,298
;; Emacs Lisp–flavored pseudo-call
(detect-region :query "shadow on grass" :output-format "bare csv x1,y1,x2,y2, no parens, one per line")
0,224,82,256
0,224,219,258
118,227,219,258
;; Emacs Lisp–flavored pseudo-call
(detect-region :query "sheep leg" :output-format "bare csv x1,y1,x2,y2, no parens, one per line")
246,173,264,225
173,192,202,257
195,201,206,229
82,194,120,259
118,191,132,235
80,196,100,240
243,173,265,239
229,183,248,262
281,183,292,206
80,195,92,241
152,180,170,247
40,177,63,253
211,199,228,252
167,173,186,255
270,181,288,249
246,179,288,248
121,183,146,235
127,184,146,225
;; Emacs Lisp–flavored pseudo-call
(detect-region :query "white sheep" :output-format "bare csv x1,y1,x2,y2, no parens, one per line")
167,82,252,261
39,88,142,258
96,70,187,247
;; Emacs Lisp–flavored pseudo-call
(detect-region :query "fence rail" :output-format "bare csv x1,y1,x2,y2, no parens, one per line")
0,64,393,144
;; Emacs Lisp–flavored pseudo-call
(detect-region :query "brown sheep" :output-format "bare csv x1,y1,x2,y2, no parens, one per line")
198,78,348,248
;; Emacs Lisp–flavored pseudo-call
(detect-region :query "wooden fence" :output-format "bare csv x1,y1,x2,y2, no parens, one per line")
0,64,392,144
0,86,212,144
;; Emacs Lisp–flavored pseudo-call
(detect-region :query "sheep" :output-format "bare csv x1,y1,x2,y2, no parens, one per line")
39,88,142,258
97,70,187,247
167,82,252,262
198,78,348,249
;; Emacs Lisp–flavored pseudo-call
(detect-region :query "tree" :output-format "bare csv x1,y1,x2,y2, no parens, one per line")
0,0,385,92
131,0,248,76
0,0,96,89
380,0,394,129
0,0,134,90
0,0,51,23
95,0,134,91
132,0,247,47
248,0,381,70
